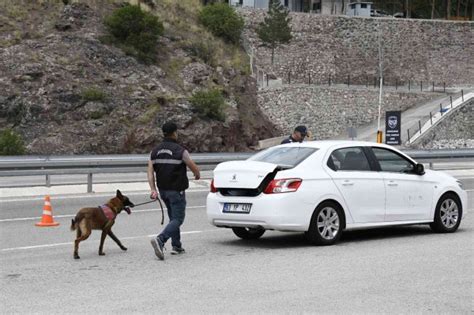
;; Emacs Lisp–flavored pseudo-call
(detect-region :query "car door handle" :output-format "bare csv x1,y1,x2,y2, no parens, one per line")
342,180,354,186
387,181,398,187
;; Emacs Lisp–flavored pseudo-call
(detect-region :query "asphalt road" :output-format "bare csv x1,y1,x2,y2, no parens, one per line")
1,182,473,313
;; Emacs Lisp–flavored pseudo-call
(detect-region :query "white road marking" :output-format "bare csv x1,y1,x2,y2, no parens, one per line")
0,189,210,203
0,229,223,252
0,206,207,222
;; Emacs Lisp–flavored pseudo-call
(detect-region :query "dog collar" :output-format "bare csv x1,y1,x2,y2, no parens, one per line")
100,205,116,221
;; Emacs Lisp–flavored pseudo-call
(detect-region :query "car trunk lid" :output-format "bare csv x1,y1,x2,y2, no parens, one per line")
213,161,281,189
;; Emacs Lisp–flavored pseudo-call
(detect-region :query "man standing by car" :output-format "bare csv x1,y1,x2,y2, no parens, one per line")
281,125,310,144
148,122,200,260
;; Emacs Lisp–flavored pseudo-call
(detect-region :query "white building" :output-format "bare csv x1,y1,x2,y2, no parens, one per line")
347,1,372,17
229,0,348,15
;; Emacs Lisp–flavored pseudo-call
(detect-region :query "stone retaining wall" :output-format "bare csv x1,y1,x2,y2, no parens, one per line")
258,85,441,139
412,99,474,149
242,10,474,86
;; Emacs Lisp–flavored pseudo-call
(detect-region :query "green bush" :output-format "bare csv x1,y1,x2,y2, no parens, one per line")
187,39,217,66
0,129,25,155
199,3,244,44
104,5,164,63
81,87,107,102
190,89,226,121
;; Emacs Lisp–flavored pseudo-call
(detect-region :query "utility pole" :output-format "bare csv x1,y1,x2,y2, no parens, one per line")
376,22,384,143
431,0,435,19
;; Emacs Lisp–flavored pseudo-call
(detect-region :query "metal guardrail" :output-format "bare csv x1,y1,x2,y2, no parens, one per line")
0,149,473,192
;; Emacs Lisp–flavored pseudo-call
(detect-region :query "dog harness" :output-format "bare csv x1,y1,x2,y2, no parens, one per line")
100,205,116,221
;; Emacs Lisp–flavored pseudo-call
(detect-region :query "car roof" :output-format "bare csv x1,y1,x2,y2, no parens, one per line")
278,140,396,151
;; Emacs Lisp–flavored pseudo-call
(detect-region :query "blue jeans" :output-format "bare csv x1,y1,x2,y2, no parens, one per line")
158,190,186,249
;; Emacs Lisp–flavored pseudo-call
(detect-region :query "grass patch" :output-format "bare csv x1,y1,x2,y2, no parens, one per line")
138,103,161,124
81,87,108,102
0,129,25,155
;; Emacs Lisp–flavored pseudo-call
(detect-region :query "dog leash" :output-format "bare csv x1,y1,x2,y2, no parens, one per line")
131,199,165,225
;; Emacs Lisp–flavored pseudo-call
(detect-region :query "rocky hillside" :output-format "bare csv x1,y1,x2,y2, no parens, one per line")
0,1,279,154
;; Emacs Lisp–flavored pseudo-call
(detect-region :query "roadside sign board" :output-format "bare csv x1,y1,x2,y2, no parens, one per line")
385,111,401,145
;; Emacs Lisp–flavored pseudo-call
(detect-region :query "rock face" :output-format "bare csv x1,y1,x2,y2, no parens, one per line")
412,100,474,149
241,9,474,86
258,85,441,139
0,3,279,154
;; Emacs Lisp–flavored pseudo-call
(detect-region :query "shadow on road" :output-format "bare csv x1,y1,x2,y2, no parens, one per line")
214,225,469,249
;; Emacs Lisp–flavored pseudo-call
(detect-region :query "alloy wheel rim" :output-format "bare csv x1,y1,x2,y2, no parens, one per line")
440,199,459,229
317,207,340,240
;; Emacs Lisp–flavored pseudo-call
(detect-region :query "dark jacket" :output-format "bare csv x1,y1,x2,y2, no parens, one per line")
150,139,189,191
281,136,299,144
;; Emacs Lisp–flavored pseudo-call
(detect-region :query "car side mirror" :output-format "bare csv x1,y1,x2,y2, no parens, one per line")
414,163,425,175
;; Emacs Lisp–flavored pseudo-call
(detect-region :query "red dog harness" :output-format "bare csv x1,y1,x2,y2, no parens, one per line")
100,205,116,221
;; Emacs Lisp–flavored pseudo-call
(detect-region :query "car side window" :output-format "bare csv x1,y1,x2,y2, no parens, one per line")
371,147,415,173
327,147,371,172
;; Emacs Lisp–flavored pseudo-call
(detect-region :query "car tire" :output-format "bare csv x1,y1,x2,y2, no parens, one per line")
306,201,344,245
232,227,265,240
430,193,462,233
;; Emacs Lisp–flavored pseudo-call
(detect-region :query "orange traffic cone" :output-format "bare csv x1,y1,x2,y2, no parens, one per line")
35,195,59,227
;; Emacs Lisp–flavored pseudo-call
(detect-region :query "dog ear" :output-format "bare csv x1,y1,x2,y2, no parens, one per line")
116,190,123,199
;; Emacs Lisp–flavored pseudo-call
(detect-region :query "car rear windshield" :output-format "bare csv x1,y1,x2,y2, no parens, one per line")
249,147,318,168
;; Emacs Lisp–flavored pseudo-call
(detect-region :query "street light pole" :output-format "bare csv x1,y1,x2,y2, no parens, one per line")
376,22,384,143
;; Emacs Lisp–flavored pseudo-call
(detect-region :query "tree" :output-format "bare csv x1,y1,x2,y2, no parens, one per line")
199,3,244,44
256,0,292,65
104,5,164,63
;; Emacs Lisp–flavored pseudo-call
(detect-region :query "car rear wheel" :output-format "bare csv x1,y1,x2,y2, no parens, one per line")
232,227,265,240
306,201,344,245
430,193,462,233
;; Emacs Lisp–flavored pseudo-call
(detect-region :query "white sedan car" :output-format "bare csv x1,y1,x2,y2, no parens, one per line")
206,141,467,245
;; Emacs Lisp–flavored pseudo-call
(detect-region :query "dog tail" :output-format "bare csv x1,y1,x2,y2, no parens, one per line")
70,218,76,231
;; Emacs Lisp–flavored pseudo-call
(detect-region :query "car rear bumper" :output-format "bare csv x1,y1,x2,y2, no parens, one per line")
206,192,312,232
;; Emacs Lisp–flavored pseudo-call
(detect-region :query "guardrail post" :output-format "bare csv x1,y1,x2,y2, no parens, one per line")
420,81,423,91
432,82,434,92
87,173,93,193
407,129,410,142
46,174,51,187
443,82,446,93
308,73,311,85
347,75,350,87
366,75,368,87
461,90,464,102
328,74,331,86
429,162,433,170
450,96,453,108
374,77,377,88
395,79,398,90
430,112,433,125
266,74,269,87
408,80,411,91
418,120,422,134
440,103,443,116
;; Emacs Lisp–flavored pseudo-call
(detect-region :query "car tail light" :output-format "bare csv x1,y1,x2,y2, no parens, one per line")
210,179,217,193
264,178,302,194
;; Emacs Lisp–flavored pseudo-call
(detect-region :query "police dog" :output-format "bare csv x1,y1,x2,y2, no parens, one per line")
70,190,134,259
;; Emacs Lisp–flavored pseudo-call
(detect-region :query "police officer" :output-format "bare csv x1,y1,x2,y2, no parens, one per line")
281,125,309,144
148,122,200,260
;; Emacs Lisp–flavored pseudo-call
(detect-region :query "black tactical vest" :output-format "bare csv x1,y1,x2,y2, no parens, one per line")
150,139,189,191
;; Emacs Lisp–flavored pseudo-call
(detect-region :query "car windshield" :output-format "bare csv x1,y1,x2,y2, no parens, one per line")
249,147,318,168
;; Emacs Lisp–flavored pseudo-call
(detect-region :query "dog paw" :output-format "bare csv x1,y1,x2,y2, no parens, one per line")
120,246,127,251
74,255,80,259
99,252,106,256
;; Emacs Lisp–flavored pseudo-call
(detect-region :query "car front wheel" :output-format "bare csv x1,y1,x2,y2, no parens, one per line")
231,227,265,240
306,201,344,245
430,193,462,233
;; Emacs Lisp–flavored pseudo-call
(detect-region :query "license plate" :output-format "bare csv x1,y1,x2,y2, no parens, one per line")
222,203,252,214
